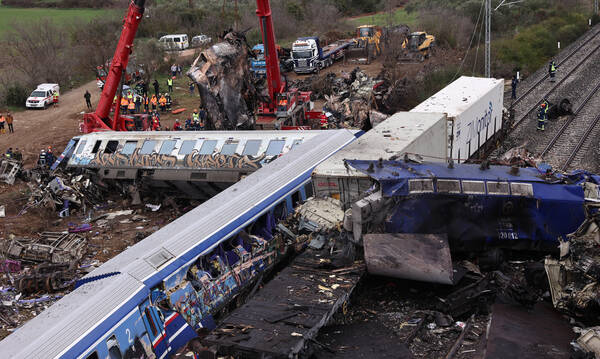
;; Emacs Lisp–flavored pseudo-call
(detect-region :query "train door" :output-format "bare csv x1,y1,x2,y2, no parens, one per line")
139,298,169,358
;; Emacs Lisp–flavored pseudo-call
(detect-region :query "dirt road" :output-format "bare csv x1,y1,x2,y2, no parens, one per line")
0,80,101,166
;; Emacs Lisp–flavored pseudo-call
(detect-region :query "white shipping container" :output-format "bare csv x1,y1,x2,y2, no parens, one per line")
312,112,448,208
411,76,504,163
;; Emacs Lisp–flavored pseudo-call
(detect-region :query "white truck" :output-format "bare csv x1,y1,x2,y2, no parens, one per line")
291,37,353,74
411,76,504,163
26,83,59,109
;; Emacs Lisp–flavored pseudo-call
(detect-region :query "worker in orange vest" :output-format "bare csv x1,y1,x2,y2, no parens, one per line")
158,94,167,112
143,96,149,113
150,95,158,111
128,99,136,114
120,97,129,114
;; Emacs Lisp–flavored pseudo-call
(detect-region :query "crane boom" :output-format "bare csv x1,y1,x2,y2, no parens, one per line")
256,0,283,108
83,0,146,133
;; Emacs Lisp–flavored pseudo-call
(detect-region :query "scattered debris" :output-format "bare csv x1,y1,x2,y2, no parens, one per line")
1,232,87,265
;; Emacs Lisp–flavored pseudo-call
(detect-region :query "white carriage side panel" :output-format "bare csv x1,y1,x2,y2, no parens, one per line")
411,76,504,163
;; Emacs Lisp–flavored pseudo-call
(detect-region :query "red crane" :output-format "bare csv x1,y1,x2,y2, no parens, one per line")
82,0,147,133
255,0,321,130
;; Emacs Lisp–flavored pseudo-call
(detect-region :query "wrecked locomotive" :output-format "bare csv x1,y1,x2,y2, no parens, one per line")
0,130,358,359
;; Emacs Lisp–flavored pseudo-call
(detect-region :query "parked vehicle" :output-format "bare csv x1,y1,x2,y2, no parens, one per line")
159,34,189,50
96,60,144,89
250,44,293,78
191,34,212,47
25,83,59,109
291,37,353,74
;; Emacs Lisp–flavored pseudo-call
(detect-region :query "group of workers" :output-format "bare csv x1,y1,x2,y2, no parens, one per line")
37,146,55,168
0,111,15,134
148,108,208,131
117,91,173,115
4,147,22,161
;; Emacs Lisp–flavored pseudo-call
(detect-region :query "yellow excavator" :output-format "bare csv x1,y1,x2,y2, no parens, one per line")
346,25,383,65
400,31,435,62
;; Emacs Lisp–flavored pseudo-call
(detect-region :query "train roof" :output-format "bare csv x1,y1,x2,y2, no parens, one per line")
0,129,358,358
410,76,503,117
72,130,326,141
312,112,447,178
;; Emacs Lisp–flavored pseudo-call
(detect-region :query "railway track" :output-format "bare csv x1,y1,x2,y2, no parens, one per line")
510,40,600,129
540,80,600,171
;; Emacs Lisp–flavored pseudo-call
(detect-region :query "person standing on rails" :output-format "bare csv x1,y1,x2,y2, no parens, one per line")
537,102,547,131
511,75,519,100
84,90,92,110
6,111,14,134
549,60,557,82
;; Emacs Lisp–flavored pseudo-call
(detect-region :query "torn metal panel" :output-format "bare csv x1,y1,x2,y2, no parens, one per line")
16,263,77,295
0,159,21,185
187,31,256,130
485,303,573,359
577,327,600,357
363,233,453,284
295,197,344,232
2,232,87,265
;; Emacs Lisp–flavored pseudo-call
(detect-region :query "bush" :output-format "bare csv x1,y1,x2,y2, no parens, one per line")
3,84,30,107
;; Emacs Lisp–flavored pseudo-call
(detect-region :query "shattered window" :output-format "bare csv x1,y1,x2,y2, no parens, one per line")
91,140,102,154
408,179,434,193
106,335,122,359
104,140,119,154
242,140,261,156
85,352,99,359
510,182,534,197
266,140,285,156
75,140,87,155
159,140,177,155
304,183,314,199
291,139,303,149
462,180,486,194
221,142,239,155
487,181,510,195
179,140,196,155
437,179,461,194
199,140,217,155
121,141,137,155
140,140,157,155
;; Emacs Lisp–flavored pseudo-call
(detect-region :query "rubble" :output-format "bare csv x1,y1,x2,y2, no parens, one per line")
1,232,86,265
0,159,21,185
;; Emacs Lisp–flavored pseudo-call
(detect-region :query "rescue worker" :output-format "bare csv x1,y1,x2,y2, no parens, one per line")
167,77,173,93
173,119,182,131
128,99,136,114
126,90,133,103
151,94,158,111
12,148,22,161
198,107,207,124
5,148,13,159
511,75,519,100
84,90,92,110
171,64,178,77
153,79,160,97
189,82,195,95
38,150,47,167
134,96,142,113
52,90,59,107
165,93,172,111
537,102,547,131
192,109,200,123
159,94,167,112
46,147,55,165
6,111,13,134
0,113,5,134
549,60,557,82
120,97,129,114
143,95,149,113
185,117,192,130
151,114,160,131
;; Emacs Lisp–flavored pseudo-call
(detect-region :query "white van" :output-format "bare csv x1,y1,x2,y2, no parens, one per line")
159,34,189,50
26,83,59,109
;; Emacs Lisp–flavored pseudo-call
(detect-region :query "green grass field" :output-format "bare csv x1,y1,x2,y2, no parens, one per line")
348,8,417,27
0,7,117,36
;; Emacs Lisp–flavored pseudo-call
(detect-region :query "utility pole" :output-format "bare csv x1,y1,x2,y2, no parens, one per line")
485,0,491,78
595,0,599,15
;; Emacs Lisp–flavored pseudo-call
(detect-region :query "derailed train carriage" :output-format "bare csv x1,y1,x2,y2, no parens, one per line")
0,130,358,359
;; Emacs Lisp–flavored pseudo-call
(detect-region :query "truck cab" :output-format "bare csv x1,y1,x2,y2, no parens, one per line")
250,44,267,77
292,37,328,74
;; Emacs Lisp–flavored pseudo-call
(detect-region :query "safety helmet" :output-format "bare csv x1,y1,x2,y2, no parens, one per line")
541,103,546,107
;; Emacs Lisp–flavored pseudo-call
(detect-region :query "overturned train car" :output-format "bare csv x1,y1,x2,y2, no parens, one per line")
346,160,600,284
0,130,358,359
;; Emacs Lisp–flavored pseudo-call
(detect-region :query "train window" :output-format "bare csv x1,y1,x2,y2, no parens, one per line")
510,183,534,197
437,179,461,194
199,140,217,155
104,140,119,154
121,141,137,155
487,181,509,195
106,335,122,359
291,139,303,148
179,140,196,155
76,140,87,154
304,183,314,199
273,201,286,219
462,180,485,194
408,179,434,193
85,352,99,359
242,140,262,156
159,140,177,155
91,140,102,154
266,140,285,156
145,307,157,336
140,140,157,155
292,191,301,206
221,142,238,155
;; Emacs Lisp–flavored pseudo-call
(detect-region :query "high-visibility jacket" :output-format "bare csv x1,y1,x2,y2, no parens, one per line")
128,101,135,110
550,63,556,72
192,112,200,121
167,78,173,86
127,92,133,101
144,97,149,105
0,116,5,123
159,97,167,105
151,96,157,105
120,98,129,107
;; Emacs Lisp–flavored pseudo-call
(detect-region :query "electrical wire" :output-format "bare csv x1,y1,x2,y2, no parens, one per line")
472,6,486,76
452,0,486,81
